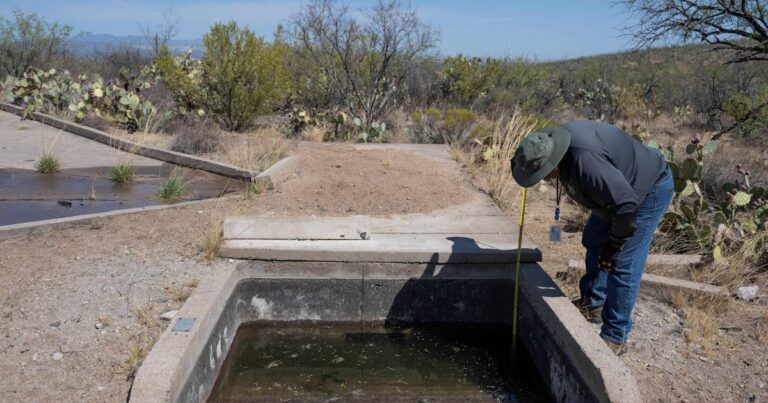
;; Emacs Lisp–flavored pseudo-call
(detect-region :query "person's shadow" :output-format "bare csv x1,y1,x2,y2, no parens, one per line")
384,236,534,324
376,236,546,401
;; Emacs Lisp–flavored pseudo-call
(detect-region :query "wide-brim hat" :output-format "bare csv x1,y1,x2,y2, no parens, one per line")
511,126,571,188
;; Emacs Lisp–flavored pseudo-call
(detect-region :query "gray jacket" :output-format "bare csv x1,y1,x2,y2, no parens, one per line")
558,121,667,246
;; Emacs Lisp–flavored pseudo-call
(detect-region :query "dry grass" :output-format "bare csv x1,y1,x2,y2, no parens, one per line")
683,307,719,354
243,180,268,200
485,112,537,212
164,278,199,306
108,127,173,150
668,289,730,356
202,212,224,261
115,336,153,381
129,303,157,327
753,308,768,343
448,142,479,178
303,126,326,142
216,128,293,172
97,313,111,327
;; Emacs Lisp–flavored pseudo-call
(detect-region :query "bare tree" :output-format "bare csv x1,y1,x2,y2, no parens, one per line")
618,0,768,64
290,0,439,130
0,9,72,78
139,7,180,56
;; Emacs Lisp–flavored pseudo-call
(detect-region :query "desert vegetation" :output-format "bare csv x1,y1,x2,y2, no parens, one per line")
2,1,767,280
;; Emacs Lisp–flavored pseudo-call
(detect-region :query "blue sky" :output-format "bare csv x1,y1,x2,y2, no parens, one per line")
1,0,637,60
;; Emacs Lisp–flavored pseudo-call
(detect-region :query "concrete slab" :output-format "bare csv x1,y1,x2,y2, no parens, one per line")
568,259,727,299
224,215,516,240
221,233,541,263
0,105,257,180
0,110,161,170
253,155,299,189
646,253,703,267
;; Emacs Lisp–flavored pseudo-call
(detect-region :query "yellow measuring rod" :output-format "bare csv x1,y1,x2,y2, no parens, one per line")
512,187,528,357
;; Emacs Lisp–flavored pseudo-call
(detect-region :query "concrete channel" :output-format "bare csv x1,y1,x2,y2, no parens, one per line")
131,214,641,402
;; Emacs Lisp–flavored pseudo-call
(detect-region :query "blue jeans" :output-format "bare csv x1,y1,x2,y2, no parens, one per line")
579,167,674,344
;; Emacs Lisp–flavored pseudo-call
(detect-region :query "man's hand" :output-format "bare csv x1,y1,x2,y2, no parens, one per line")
598,241,622,272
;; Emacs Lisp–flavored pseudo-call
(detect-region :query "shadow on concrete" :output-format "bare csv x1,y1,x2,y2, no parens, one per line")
379,236,550,402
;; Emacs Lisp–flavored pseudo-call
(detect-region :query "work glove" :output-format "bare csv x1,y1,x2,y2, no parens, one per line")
597,241,622,272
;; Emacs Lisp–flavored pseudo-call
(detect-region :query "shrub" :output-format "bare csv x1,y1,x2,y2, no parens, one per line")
436,55,502,107
290,0,438,132
110,163,135,183
0,9,72,79
492,61,559,113
35,153,60,174
155,22,288,132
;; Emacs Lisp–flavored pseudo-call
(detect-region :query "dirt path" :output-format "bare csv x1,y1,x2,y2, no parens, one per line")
0,143,476,402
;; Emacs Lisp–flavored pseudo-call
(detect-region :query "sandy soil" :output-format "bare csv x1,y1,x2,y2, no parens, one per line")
0,144,475,402
1,141,766,402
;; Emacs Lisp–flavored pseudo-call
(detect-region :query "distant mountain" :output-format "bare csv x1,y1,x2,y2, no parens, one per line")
68,34,204,57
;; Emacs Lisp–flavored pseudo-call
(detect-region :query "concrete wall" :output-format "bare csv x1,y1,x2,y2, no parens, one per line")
131,261,641,403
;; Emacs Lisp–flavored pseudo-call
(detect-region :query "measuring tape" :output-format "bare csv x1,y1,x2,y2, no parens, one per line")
512,187,527,357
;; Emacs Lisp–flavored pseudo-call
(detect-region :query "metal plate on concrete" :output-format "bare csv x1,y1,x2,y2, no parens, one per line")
172,317,196,332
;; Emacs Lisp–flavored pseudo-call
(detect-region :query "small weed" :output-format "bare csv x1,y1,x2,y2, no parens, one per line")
682,307,719,355
164,279,199,306
89,184,98,200
116,336,152,381
129,304,155,327
97,313,111,327
35,153,61,174
157,169,188,200
754,309,768,344
203,213,224,261
111,163,135,183
668,290,729,356
243,180,267,199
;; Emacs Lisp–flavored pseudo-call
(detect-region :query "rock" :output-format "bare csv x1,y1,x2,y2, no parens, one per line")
737,285,759,301
52,352,63,360
160,310,179,321
49,321,61,328
95,323,103,330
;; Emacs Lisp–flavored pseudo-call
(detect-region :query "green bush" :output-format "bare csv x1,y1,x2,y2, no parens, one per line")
437,55,502,107
493,61,559,113
0,9,72,79
155,22,288,132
